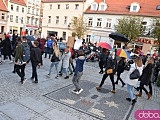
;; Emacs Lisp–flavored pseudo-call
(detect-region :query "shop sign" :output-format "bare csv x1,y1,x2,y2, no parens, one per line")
135,38,158,45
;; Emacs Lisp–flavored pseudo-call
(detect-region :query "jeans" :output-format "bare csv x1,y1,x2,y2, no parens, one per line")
99,73,115,90
15,64,26,81
72,72,83,91
62,68,68,76
127,84,135,100
49,62,59,76
31,61,38,82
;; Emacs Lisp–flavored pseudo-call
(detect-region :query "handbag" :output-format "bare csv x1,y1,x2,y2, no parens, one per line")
106,68,113,74
130,64,140,79
51,52,60,62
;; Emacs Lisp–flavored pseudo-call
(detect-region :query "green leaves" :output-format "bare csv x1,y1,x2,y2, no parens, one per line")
115,16,144,42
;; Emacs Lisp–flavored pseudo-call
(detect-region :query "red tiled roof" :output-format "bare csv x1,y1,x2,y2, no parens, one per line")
85,0,160,17
42,0,86,3
10,0,26,6
0,0,8,12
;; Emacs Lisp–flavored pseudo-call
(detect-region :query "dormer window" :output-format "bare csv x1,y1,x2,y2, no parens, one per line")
91,3,98,10
156,5,160,10
130,2,140,12
99,2,107,11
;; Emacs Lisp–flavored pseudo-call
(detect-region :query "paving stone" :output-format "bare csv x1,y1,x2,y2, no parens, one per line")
43,109,78,120
17,97,51,113
0,102,35,120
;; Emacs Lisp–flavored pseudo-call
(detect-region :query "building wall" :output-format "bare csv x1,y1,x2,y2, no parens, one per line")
42,2,85,39
0,10,8,34
7,2,26,35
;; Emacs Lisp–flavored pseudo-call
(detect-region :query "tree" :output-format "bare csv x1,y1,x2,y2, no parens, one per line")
70,16,88,39
151,18,160,52
115,16,144,42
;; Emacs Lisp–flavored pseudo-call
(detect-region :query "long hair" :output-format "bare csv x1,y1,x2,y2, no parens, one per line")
145,57,154,66
54,43,60,57
135,56,143,67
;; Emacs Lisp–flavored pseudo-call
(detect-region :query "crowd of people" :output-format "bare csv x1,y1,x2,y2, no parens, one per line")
0,33,160,105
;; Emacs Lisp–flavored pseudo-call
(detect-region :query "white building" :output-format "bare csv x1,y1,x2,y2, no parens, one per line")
84,0,160,48
41,0,94,39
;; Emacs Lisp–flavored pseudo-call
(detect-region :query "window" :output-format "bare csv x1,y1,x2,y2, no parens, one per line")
142,21,147,31
64,16,67,24
10,15,13,22
88,18,93,27
31,18,33,25
35,18,38,25
1,13,5,20
156,5,160,10
56,16,59,24
50,4,52,9
16,16,18,23
16,6,19,12
22,7,24,13
66,4,69,9
75,4,79,10
48,16,51,23
27,17,30,24
106,19,112,28
36,9,39,15
97,18,102,27
93,4,96,10
28,7,30,13
1,26,4,33
101,5,105,10
86,35,91,43
63,32,66,40
57,4,60,9
21,17,23,24
11,5,13,11
133,6,137,11
32,8,34,15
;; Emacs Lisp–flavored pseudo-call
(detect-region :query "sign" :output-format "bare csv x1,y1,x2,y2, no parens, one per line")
74,39,82,50
0,34,5,40
135,38,158,45
142,43,152,55
67,36,75,48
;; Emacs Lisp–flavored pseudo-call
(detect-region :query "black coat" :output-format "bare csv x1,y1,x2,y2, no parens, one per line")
105,55,114,70
30,47,42,63
140,63,153,85
117,59,125,73
2,38,12,55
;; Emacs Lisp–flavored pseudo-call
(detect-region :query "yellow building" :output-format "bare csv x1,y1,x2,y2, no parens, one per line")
41,0,93,39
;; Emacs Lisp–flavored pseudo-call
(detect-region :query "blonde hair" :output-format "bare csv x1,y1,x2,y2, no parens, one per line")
145,57,154,66
135,56,143,67
54,45,60,57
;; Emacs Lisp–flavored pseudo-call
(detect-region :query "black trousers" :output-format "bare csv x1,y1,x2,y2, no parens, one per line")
4,54,11,60
15,64,26,81
116,72,125,84
139,81,152,95
99,73,115,90
99,61,105,72
31,61,38,82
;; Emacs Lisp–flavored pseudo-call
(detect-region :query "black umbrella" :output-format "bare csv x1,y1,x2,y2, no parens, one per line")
109,33,129,42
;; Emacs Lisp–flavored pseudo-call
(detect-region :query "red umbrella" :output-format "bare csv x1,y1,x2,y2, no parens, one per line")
98,42,112,50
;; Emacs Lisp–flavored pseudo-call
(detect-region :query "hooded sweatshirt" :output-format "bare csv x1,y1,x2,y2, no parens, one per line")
74,56,85,76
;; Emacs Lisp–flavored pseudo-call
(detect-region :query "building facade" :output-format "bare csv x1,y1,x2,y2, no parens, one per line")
84,0,160,48
6,0,26,35
41,0,93,39
0,0,8,34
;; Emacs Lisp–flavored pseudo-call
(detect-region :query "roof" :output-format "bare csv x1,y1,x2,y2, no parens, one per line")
0,0,8,12
10,0,26,6
85,0,160,17
42,0,86,3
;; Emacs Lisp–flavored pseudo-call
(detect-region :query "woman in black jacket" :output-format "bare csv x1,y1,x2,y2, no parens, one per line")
136,57,154,100
115,57,126,87
99,48,107,74
96,51,116,93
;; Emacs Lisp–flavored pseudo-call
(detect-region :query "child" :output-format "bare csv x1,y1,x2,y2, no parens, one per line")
72,50,85,94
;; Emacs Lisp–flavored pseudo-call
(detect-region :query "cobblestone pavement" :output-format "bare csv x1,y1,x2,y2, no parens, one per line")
0,58,159,120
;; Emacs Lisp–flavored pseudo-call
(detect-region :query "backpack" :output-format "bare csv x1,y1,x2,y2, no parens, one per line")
47,40,53,48
22,43,30,62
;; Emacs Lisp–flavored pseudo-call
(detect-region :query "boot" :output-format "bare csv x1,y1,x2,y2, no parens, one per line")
147,93,151,100
111,90,116,94
136,92,142,97
96,86,101,90
132,99,137,105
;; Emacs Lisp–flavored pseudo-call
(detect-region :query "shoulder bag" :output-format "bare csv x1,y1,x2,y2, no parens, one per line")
130,64,140,80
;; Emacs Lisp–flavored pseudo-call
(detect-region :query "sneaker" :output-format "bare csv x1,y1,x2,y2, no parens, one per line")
126,98,131,102
47,74,50,78
78,88,83,94
9,61,13,64
59,73,62,76
64,76,69,79
111,90,116,94
21,78,27,84
132,99,137,105
33,81,38,84
72,90,79,94
55,76,58,79
69,73,73,75
96,86,101,90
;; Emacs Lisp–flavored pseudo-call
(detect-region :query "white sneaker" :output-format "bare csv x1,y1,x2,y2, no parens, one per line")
72,90,79,94
21,78,27,84
47,74,50,78
9,61,13,64
77,88,83,94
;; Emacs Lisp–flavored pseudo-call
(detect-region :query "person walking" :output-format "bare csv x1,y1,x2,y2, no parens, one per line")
136,57,154,100
125,56,143,105
47,42,60,78
30,41,42,83
115,57,126,87
14,36,29,84
72,50,85,94
44,37,54,59
99,48,107,74
96,51,116,93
